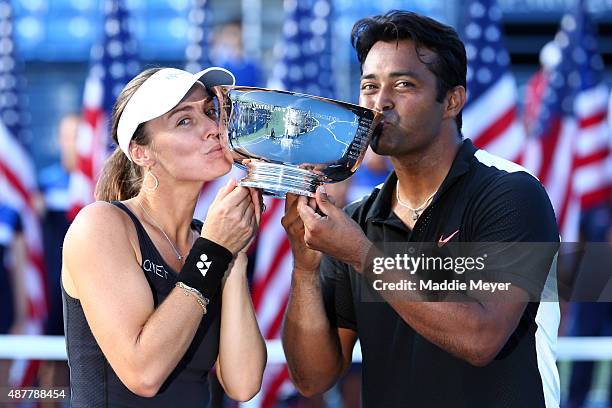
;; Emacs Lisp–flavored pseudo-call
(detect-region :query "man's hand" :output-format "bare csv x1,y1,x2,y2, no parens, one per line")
281,194,322,272
297,186,372,272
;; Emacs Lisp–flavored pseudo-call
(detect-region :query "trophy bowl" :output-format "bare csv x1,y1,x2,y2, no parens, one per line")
213,86,383,198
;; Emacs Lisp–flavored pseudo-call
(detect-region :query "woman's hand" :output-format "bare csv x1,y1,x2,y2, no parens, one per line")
239,187,263,254
201,179,260,255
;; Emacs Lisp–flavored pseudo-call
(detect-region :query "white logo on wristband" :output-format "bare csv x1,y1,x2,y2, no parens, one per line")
196,254,212,277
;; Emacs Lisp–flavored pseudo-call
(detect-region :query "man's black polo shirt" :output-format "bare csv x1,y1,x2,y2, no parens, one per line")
320,139,560,408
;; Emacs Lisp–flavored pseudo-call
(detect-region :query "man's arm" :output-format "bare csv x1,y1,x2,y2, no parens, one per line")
371,291,528,366
281,195,357,396
297,178,557,367
283,268,357,395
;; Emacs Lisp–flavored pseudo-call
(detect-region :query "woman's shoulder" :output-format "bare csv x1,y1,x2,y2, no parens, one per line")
64,201,136,254
63,201,143,286
71,201,130,231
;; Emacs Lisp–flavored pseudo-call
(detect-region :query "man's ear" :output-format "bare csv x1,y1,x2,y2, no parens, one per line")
130,142,155,167
443,85,466,121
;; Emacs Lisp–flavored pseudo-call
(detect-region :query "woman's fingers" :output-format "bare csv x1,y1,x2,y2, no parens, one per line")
249,188,263,225
221,185,251,207
242,200,255,219
233,194,253,218
210,178,237,207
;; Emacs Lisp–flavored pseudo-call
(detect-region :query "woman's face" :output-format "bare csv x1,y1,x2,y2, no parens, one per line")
144,84,232,183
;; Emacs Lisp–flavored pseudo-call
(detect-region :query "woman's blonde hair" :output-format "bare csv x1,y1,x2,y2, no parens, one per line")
94,67,163,202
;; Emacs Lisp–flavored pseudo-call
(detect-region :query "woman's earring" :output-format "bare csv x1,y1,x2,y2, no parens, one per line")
142,171,159,193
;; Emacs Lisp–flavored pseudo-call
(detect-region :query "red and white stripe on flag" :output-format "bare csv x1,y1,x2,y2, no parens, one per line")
521,85,611,242
0,121,48,386
573,83,611,209
242,197,294,407
463,73,526,163
68,0,139,219
461,0,525,164
521,2,612,241
526,116,580,241
68,76,108,220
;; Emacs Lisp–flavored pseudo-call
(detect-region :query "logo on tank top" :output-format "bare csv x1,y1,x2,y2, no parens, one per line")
197,253,212,277
142,259,169,280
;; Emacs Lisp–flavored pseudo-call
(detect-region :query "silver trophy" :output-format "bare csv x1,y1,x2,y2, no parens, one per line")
214,86,382,197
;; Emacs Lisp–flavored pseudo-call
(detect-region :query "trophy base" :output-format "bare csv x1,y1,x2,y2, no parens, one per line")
238,162,323,198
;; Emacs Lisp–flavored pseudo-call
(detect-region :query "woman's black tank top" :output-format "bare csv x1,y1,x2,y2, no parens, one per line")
62,201,221,407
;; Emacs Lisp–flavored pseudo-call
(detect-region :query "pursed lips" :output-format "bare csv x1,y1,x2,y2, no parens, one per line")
204,144,223,155
380,119,396,130
380,113,398,128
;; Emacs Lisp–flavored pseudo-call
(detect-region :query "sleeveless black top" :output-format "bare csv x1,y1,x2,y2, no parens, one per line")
62,201,221,407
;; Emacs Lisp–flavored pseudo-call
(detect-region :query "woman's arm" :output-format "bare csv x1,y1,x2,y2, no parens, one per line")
216,252,266,402
64,185,256,397
63,202,207,397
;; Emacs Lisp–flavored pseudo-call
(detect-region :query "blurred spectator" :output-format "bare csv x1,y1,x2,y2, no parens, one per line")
210,20,262,87
0,203,28,385
565,199,612,408
523,41,561,136
37,113,79,335
35,113,79,395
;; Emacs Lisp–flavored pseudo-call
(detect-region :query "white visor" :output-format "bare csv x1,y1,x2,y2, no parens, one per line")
117,67,235,161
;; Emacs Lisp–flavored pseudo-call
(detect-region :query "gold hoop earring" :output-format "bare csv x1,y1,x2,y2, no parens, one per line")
142,171,159,193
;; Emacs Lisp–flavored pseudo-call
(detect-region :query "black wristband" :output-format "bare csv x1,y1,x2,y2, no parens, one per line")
178,237,233,299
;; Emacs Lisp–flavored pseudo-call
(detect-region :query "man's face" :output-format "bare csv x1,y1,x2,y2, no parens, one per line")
359,39,445,156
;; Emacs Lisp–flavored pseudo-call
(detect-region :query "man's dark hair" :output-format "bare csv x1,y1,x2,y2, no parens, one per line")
351,10,467,131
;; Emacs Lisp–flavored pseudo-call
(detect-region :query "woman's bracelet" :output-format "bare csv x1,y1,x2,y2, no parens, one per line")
176,281,210,314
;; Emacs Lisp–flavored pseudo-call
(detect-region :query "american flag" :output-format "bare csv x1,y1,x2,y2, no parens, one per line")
461,0,526,163
68,0,139,220
246,0,335,406
522,0,611,241
0,0,47,386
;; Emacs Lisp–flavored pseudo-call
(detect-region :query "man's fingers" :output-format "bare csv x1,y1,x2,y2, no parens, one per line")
314,186,337,216
307,197,318,211
297,195,310,211
285,193,300,213
297,196,322,228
